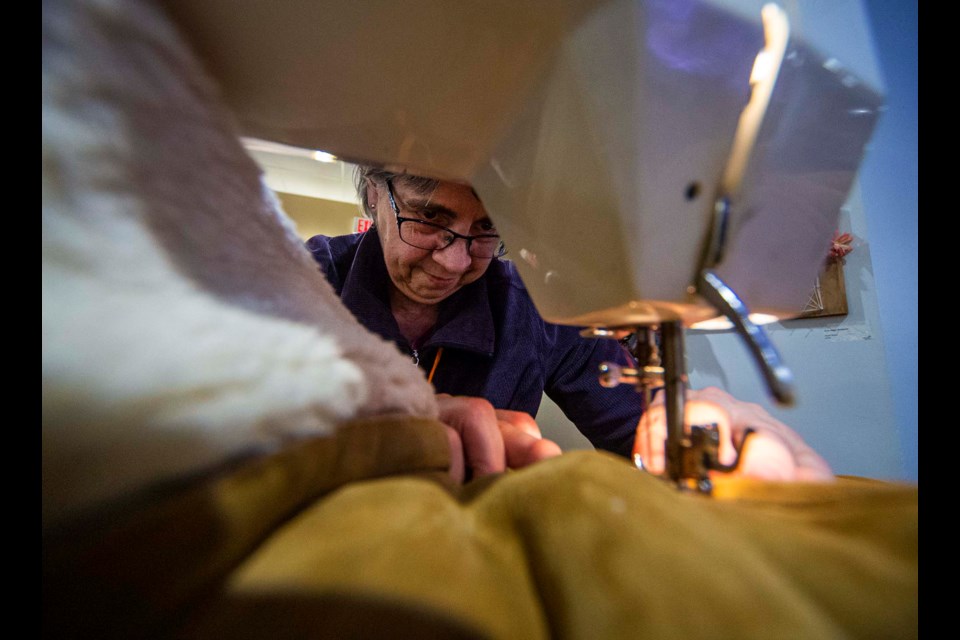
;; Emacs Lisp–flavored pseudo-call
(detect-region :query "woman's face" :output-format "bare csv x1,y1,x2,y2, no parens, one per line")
369,178,496,307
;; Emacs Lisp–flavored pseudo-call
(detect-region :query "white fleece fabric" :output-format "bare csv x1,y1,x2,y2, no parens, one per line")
42,0,438,524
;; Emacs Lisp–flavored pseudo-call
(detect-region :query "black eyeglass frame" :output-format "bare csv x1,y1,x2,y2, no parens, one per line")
385,179,506,259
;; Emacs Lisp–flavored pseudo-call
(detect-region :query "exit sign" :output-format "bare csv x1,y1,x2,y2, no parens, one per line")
352,217,373,233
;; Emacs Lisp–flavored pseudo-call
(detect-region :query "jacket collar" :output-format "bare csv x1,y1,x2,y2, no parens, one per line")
340,228,495,356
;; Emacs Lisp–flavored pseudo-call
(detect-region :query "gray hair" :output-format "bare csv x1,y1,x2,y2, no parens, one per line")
354,165,440,220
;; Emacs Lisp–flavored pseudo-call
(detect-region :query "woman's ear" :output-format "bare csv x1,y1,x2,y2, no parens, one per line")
364,179,379,215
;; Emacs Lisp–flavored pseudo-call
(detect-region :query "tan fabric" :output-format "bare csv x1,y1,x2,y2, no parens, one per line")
43,418,917,640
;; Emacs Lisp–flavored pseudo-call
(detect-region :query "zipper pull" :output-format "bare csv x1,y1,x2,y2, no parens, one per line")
411,349,419,365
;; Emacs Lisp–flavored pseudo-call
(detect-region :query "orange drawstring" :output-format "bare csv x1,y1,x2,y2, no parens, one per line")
427,347,444,384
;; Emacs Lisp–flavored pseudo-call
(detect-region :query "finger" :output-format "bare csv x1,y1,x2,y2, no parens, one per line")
445,426,465,484
692,387,833,480
499,419,561,468
495,409,542,439
634,402,666,474
530,437,563,463
730,429,797,481
437,395,506,478
793,447,834,480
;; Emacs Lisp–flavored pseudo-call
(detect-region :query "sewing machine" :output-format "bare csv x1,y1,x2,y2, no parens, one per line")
166,0,883,492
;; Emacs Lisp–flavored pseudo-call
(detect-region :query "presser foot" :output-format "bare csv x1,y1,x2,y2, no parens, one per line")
632,423,755,493
668,424,756,493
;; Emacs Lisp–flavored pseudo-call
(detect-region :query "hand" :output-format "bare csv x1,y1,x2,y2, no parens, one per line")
495,408,564,469
436,394,561,483
633,386,833,481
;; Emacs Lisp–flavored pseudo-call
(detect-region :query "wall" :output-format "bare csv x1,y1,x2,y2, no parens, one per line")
249,147,369,239
857,0,918,479
276,192,364,239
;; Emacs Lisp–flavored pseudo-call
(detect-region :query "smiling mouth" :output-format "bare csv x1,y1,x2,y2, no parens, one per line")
422,272,458,286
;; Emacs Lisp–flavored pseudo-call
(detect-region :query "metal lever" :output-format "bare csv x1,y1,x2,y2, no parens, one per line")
659,321,688,488
696,270,794,405
598,363,664,389
598,363,640,388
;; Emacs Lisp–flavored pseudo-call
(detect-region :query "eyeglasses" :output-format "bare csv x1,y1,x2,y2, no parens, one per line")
385,179,506,259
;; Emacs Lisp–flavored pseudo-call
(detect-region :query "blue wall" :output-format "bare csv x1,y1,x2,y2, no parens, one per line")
858,0,918,479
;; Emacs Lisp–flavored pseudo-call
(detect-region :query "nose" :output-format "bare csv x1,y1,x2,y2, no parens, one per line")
431,238,473,273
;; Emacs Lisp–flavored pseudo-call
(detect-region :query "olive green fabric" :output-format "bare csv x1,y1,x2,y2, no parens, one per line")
42,415,452,639
43,418,917,639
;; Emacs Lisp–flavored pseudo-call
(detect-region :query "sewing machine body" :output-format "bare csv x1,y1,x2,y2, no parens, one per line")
167,0,880,329
477,2,882,330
